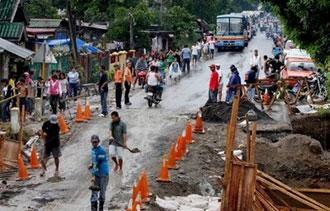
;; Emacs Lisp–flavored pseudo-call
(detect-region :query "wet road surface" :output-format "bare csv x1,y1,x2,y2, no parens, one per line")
1,33,282,211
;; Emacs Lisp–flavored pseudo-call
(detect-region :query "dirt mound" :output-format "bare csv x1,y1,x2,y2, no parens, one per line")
256,134,330,188
201,101,273,123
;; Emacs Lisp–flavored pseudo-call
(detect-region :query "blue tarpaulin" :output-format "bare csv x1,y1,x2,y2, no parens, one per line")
47,38,100,53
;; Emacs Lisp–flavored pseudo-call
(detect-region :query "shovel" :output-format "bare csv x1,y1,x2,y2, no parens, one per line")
109,139,141,153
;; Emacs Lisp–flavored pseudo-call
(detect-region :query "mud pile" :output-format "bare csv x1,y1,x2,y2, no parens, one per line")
256,134,330,188
201,101,273,123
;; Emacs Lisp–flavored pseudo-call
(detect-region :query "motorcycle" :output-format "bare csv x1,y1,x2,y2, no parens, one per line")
285,71,328,105
145,86,161,108
137,70,147,88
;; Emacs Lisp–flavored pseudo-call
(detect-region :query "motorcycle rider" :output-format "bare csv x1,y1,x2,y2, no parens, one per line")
134,55,148,89
146,65,163,100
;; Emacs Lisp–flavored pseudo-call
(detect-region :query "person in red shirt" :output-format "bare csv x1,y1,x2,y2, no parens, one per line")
208,64,219,103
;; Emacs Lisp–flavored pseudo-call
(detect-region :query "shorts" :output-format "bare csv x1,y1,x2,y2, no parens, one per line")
109,145,124,159
43,146,62,159
193,55,198,61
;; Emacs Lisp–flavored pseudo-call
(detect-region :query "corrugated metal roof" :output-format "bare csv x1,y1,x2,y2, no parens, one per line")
0,22,24,41
29,18,62,28
0,37,34,59
0,0,20,22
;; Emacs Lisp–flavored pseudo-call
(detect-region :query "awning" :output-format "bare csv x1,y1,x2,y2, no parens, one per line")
0,38,34,59
47,38,101,54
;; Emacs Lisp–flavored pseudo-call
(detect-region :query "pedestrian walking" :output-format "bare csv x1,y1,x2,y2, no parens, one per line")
225,65,242,104
24,72,34,115
250,49,262,78
67,66,79,97
191,43,199,67
59,72,68,112
245,65,258,101
208,64,219,103
40,114,61,177
1,79,13,122
109,111,127,173
209,37,216,59
89,135,109,211
124,61,133,105
49,75,62,114
181,45,191,73
114,65,123,109
16,78,28,114
98,66,109,117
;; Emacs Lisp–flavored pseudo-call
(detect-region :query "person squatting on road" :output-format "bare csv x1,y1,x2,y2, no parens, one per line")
89,135,109,211
245,65,258,101
226,65,242,104
98,65,109,117
40,114,61,177
109,111,127,173
114,65,123,109
208,64,219,103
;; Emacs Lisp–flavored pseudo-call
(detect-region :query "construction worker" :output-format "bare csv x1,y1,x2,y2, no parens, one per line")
98,65,109,117
114,64,123,109
40,114,61,177
208,64,219,103
89,135,109,211
109,111,127,173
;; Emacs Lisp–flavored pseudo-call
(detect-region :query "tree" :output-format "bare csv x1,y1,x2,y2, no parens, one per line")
263,0,330,65
106,2,155,49
163,6,197,48
24,0,59,18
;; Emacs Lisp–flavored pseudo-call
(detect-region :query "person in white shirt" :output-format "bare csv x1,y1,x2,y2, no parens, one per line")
209,37,216,59
147,66,163,99
67,67,79,97
250,49,262,79
191,44,199,67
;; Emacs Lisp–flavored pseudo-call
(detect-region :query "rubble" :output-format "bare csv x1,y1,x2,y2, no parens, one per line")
201,101,273,123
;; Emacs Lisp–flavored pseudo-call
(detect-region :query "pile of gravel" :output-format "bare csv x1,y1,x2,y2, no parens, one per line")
201,101,273,123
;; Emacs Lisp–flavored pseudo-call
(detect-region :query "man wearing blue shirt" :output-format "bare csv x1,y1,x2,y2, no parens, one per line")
89,135,109,211
181,45,191,73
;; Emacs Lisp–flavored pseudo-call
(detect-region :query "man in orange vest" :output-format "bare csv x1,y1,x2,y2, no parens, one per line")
114,64,123,109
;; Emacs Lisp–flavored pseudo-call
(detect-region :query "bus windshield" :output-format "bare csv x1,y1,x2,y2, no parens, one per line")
217,17,243,36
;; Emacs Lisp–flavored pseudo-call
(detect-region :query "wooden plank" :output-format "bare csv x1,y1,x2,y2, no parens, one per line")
221,96,240,211
250,121,257,164
257,171,330,210
257,176,329,210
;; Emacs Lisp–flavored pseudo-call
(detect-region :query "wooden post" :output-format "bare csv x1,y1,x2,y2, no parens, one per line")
0,131,5,172
221,95,240,211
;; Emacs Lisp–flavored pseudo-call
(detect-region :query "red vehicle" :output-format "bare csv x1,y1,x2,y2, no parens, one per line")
137,71,147,88
281,57,316,87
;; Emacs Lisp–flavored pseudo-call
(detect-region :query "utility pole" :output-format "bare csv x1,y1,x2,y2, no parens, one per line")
128,12,134,49
66,0,78,64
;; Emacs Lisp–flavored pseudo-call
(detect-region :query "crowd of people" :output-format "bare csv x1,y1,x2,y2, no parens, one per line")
0,67,82,122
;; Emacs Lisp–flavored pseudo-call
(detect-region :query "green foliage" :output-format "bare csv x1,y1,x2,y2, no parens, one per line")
106,2,155,49
163,6,197,48
24,0,59,18
263,0,330,65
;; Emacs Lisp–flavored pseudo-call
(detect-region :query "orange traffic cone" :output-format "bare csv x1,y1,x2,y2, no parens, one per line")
75,100,85,123
58,113,69,134
179,135,187,156
175,137,183,161
127,199,136,211
167,144,179,169
132,182,139,202
139,171,152,203
30,145,40,169
263,88,271,105
185,121,194,144
84,100,92,120
193,113,205,134
156,157,171,183
17,154,29,180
